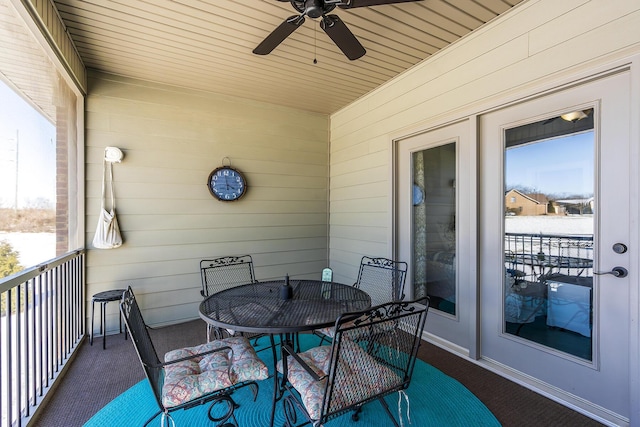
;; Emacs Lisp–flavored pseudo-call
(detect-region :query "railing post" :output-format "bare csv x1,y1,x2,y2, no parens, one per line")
0,249,85,427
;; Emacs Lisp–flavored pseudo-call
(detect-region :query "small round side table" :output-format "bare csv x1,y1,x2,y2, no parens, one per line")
90,289,127,349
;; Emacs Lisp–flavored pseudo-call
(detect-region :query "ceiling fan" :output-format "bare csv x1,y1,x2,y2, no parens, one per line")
253,0,423,60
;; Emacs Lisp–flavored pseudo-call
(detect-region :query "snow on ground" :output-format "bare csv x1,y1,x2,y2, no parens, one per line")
505,215,593,235
0,232,55,268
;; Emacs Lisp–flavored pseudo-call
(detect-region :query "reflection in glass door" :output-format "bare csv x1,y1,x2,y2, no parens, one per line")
503,110,594,360
412,143,456,315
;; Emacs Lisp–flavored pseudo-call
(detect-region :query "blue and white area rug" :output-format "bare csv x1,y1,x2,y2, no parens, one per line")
85,336,500,426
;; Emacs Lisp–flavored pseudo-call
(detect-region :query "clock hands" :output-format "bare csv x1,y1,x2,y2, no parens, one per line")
207,165,246,201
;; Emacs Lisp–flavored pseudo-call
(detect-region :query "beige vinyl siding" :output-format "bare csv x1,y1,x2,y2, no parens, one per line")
86,71,328,328
328,0,640,282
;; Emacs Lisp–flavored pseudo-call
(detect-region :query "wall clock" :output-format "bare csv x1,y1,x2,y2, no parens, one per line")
413,184,424,206
207,164,247,202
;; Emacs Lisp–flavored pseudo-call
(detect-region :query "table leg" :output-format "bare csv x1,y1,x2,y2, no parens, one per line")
269,333,296,427
269,334,278,427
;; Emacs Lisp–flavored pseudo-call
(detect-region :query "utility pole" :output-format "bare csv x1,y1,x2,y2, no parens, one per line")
14,129,19,211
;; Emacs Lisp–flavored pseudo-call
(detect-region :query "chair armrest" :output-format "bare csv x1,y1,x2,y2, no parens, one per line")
281,343,325,382
161,345,233,367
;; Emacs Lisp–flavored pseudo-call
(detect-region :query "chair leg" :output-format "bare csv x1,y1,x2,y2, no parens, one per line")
142,411,159,427
102,302,107,350
351,406,362,421
206,394,238,425
89,299,95,346
377,397,401,427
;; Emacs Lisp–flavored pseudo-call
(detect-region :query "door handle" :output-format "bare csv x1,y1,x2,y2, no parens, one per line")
594,266,628,278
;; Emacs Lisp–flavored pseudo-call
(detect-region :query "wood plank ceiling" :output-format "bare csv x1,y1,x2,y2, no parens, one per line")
1,0,56,122
52,0,526,115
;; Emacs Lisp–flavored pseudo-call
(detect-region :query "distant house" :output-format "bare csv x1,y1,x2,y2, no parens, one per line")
552,197,594,215
505,189,548,216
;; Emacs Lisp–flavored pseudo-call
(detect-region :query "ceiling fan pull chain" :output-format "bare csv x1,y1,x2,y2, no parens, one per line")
313,22,318,64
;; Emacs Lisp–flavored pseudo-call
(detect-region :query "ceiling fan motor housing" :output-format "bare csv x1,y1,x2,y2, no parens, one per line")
292,0,336,18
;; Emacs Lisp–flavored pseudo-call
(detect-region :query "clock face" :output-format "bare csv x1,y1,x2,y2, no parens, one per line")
207,166,247,202
413,184,424,206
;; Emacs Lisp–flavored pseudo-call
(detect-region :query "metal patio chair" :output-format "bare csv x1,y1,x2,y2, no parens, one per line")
200,255,262,342
278,297,430,427
355,256,408,306
120,287,269,427
200,255,257,298
316,256,408,342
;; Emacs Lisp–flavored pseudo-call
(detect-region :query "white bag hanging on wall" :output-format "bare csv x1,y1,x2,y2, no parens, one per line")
93,148,123,249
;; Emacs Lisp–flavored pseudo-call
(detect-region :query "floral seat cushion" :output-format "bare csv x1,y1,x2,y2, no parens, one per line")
315,326,336,339
277,341,401,421
162,336,268,408
317,320,397,340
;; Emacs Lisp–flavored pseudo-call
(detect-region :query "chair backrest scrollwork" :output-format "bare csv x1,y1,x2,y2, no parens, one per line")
355,256,408,306
199,255,256,297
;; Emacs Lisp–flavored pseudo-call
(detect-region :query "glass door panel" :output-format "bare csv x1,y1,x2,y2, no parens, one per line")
503,111,594,360
412,143,456,315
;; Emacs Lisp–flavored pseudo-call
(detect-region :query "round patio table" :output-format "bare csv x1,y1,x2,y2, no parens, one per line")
199,279,371,334
198,279,371,427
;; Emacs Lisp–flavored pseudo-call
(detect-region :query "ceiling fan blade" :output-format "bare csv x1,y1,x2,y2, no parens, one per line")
339,0,422,9
320,15,366,60
253,15,305,55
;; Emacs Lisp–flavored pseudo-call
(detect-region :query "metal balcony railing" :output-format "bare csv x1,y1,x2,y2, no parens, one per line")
505,232,593,281
1,250,85,427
